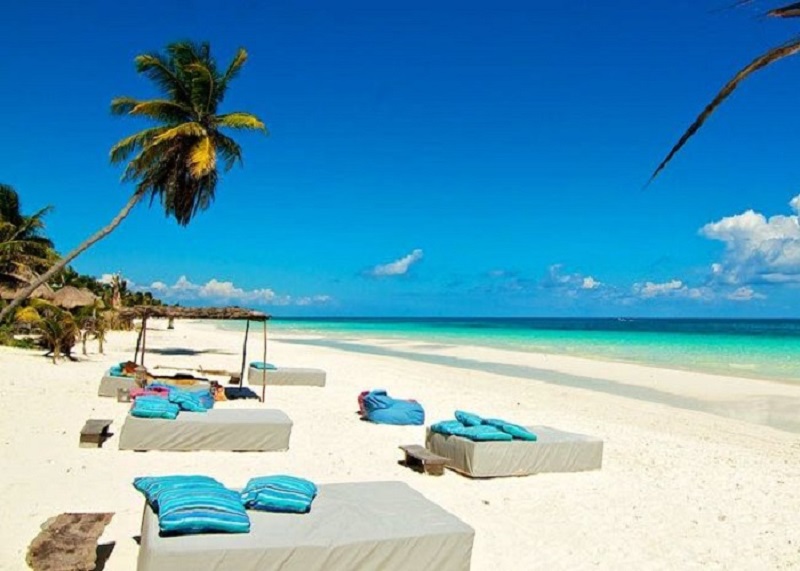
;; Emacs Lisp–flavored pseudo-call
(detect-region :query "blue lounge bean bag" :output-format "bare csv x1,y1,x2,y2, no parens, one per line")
362,390,425,426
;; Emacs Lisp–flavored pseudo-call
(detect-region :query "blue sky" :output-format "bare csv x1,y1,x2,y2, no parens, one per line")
3,0,800,317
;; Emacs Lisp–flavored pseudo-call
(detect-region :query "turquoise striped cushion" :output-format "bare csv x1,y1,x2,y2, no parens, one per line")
241,475,318,513
133,475,223,509
158,485,250,535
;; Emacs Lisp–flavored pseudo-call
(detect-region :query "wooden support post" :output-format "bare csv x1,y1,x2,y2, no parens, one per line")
140,315,148,367
133,325,143,364
239,319,250,388
261,320,268,403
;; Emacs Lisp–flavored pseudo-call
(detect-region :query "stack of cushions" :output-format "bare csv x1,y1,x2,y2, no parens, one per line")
250,361,277,370
133,474,319,536
431,410,538,442
131,396,180,420
240,475,318,513
360,389,425,426
134,476,250,535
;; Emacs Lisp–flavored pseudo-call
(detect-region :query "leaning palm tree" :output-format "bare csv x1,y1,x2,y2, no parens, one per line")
0,184,55,288
0,41,267,322
649,3,800,183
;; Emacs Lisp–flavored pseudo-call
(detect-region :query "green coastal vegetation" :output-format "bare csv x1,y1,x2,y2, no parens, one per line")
0,40,266,359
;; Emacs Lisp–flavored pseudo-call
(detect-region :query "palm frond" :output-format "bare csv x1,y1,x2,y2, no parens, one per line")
213,133,243,170
769,2,800,17
109,126,169,164
110,97,140,116
135,53,191,104
216,112,268,132
185,63,216,114
649,36,800,185
188,136,216,178
153,122,206,144
129,100,192,123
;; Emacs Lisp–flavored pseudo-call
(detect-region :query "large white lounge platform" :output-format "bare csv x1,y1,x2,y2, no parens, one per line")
118,409,292,452
97,370,212,398
426,425,603,478
247,365,326,387
137,481,474,571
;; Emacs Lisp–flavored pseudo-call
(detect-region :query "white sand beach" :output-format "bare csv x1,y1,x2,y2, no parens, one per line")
1,320,799,570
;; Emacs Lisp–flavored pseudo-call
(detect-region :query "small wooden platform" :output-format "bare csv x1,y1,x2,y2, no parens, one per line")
79,419,113,448
399,444,449,476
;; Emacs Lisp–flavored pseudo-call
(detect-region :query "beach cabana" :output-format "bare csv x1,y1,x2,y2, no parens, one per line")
98,306,272,400
50,286,98,309
136,481,474,570
426,425,603,478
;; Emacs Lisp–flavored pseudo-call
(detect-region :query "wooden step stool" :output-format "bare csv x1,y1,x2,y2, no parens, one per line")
79,419,113,448
399,444,449,476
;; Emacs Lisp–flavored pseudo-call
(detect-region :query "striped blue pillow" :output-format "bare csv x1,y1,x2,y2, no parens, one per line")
158,485,251,535
133,475,224,510
241,475,318,513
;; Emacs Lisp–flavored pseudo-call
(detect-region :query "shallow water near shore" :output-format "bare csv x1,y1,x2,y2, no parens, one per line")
216,317,800,384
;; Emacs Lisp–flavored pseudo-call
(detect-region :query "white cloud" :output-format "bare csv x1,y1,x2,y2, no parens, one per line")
582,276,601,289
633,279,712,300
138,276,332,307
701,194,800,284
726,286,766,302
370,249,424,277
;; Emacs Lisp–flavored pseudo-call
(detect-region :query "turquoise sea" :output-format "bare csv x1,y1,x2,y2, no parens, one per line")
221,317,800,384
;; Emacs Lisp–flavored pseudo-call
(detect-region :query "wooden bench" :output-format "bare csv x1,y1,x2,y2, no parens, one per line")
79,419,113,448
399,444,449,476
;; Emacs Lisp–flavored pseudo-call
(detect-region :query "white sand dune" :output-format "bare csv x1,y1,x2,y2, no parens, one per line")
1,320,799,570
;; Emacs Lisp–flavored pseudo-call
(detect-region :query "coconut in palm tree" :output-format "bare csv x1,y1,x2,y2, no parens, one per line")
0,41,267,322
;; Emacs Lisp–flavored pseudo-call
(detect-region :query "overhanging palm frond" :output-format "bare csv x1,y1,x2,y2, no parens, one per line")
216,112,268,132
769,2,800,17
649,36,800,184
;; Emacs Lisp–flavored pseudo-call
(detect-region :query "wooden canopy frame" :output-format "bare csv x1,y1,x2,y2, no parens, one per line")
118,306,271,401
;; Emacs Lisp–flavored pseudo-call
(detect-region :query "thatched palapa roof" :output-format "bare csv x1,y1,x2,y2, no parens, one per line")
118,305,270,321
0,282,55,301
50,286,99,309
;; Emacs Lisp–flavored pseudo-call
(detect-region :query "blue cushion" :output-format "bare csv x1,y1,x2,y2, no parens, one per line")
133,475,224,509
459,425,513,441
109,364,124,377
250,362,277,370
241,475,318,513
168,390,208,412
131,397,180,420
430,420,467,436
455,410,484,427
484,419,537,441
158,485,250,535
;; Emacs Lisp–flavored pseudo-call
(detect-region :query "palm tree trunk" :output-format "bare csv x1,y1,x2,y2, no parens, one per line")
0,190,144,323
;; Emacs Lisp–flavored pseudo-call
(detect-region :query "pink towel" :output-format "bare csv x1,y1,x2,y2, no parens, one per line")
130,387,170,400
